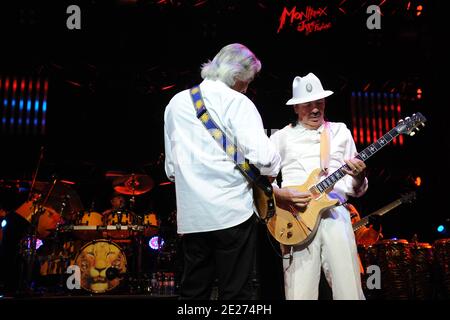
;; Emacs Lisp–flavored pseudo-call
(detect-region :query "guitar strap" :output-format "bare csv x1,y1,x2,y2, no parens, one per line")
320,121,330,175
189,85,274,203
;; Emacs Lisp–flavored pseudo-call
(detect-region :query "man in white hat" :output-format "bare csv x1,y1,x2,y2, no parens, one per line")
270,73,367,300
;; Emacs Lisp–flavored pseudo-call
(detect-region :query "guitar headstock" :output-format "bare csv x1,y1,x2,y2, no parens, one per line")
396,112,427,136
400,191,417,204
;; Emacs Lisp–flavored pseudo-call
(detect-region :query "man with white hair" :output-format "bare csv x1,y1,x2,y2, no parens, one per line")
270,73,367,300
164,43,280,299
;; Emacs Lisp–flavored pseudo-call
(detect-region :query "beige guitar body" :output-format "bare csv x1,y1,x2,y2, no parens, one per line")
267,168,340,246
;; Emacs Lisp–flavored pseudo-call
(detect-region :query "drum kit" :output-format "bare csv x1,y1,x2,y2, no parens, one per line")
9,172,163,295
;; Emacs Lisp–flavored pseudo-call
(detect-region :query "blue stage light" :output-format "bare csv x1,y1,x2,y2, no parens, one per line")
149,236,164,250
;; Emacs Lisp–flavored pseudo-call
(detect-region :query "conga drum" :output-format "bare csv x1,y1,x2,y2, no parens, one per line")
433,238,450,299
409,242,434,299
370,239,412,299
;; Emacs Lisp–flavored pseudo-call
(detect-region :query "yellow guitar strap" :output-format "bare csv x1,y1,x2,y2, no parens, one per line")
320,121,330,175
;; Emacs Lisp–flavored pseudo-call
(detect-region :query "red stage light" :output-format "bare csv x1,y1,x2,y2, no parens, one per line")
414,176,422,187
416,5,423,16
416,88,422,99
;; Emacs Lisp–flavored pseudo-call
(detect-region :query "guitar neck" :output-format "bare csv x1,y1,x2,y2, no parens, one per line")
314,127,401,194
353,198,403,232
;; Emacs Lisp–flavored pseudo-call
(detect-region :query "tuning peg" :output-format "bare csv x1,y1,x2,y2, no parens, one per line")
405,117,410,121
409,131,416,136
398,119,404,123
421,123,426,127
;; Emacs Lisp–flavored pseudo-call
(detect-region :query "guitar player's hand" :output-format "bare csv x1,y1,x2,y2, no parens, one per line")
273,187,312,211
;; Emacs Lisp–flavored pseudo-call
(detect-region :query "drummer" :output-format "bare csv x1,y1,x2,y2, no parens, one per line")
102,193,128,216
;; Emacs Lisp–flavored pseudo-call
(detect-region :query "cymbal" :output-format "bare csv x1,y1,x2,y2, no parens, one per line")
31,180,84,217
112,174,154,196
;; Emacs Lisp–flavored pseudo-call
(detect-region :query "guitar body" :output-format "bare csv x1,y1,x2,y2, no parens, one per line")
253,186,272,221
267,168,340,246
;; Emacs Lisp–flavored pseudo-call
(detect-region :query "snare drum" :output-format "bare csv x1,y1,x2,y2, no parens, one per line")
142,212,159,237
74,239,127,293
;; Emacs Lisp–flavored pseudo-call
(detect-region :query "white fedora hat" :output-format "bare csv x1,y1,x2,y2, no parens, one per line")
286,73,333,105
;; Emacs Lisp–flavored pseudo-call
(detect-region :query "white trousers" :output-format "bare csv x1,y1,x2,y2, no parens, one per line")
282,205,365,300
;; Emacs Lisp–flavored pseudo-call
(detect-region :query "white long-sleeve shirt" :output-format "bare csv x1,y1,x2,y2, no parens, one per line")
164,79,281,234
270,121,367,201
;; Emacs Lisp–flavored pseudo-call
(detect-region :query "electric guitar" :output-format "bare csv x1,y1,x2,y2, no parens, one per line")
266,112,426,246
352,191,416,232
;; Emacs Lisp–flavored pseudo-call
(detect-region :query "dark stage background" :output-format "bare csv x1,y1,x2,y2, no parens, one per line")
0,0,448,299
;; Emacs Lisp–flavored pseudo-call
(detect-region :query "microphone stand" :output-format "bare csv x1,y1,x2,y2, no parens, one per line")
28,146,44,201
18,146,45,296
129,174,144,293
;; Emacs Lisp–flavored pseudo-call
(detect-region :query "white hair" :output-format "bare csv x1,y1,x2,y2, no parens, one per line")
200,43,261,87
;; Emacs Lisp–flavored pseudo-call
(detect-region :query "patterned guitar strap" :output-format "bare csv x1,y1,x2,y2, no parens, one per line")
189,85,274,220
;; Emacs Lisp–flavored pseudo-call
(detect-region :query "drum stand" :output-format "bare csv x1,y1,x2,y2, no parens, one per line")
17,204,44,296
16,146,46,296
18,176,60,296
127,230,145,293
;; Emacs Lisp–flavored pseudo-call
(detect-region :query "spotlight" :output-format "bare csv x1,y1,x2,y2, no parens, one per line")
1,219,6,228
25,237,43,250
149,236,164,250
437,225,445,233
36,238,43,250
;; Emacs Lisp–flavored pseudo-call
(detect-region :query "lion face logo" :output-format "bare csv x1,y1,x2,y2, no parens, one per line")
75,241,127,293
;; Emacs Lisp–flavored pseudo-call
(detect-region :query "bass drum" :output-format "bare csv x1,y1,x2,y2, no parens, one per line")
74,239,127,293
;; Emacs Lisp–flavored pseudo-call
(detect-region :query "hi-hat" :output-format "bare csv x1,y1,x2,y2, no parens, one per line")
112,174,154,196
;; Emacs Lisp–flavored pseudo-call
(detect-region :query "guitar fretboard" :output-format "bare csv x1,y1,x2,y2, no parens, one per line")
314,127,400,194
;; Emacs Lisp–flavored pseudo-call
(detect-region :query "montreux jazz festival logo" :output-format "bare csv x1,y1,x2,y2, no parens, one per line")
277,5,332,35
